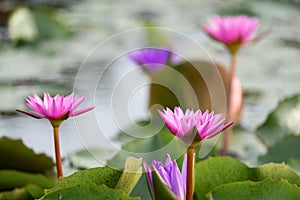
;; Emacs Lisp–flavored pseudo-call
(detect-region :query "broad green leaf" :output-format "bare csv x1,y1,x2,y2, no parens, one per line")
45,167,122,194
195,157,250,199
40,184,139,200
69,147,117,169
194,157,300,200
23,184,44,199
258,135,300,164
0,137,54,173
256,94,300,146
0,170,54,191
208,179,300,200
115,157,143,195
152,168,177,200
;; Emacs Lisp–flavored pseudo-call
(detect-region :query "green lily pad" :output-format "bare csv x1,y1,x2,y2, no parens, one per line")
45,167,122,194
258,135,300,164
256,94,300,146
0,137,54,173
288,159,300,175
194,157,300,200
208,179,300,200
40,184,139,200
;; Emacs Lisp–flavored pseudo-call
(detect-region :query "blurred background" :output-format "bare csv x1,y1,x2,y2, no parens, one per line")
0,0,299,166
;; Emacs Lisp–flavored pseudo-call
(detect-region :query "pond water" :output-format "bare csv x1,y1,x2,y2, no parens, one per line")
0,0,300,160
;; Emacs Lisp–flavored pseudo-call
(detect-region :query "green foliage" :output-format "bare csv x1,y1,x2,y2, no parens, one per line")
42,157,142,200
0,170,54,191
208,179,300,200
258,135,300,164
256,94,300,146
46,167,122,194
152,169,177,200
195,157,300,199
0,137,54,173
41,184,139,200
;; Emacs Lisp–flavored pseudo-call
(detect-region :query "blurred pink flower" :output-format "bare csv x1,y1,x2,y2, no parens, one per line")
158,107,232,142
17,92,94,120
203,15,259,53
144,154,187,200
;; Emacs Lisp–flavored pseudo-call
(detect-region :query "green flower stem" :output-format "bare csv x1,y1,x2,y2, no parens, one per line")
51,120,64,178
221,52,237,155
186,146,195,200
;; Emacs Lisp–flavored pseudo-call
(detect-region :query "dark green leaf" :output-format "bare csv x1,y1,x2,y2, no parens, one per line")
0,170,54,191
41,184,139,200
0,137,54,173
258,135,300,164
256,94,300,146
208,179,300,200
130,174,152,200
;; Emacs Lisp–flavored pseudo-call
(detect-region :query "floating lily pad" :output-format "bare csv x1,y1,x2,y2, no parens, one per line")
41,184,139,200
258,135,300,164
208,179,300,200
256,94,300,146
194,157,300,200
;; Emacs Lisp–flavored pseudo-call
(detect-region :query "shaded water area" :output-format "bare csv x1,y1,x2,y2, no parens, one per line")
0,0,300,161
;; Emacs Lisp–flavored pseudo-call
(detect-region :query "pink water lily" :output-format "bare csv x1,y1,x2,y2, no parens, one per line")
17,92,94,178
158,107,232,142
203,15,259,53
144,154,187,200
17,92,94,120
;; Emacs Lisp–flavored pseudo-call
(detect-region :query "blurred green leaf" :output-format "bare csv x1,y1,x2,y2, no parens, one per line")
258,135,300,164
208,179,300,200
195,157,300,200
107,128,185,170
46,167,122,194
69,147,117,169
0,170,54,191
0,187,32,200
288,159,300,174
0,137,54,173
115,157,142,195
40,184,139,200
256,94,300,146
142,23,170,46
31,7,71,40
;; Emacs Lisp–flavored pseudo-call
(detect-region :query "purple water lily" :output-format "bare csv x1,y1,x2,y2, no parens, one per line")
128,47,181,73
144,154,187,200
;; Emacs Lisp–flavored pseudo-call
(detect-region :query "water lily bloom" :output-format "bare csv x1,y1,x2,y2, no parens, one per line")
17,92,94,120
158,107,232,143
128,47,181,73
144,154,187,200
203,15,259,53
17,92,94,178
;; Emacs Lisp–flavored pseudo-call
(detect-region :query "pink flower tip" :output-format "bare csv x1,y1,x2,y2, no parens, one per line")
17,92,94,121
203,15,259,53
158,106,232,143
